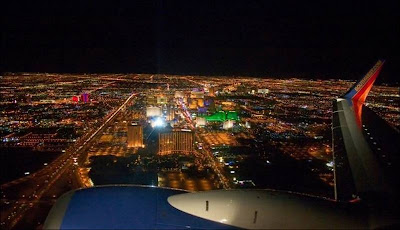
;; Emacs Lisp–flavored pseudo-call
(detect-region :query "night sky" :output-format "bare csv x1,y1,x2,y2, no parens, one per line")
2,1,399,84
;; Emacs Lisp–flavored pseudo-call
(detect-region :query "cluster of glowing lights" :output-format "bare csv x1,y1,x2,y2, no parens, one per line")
151,117,166,128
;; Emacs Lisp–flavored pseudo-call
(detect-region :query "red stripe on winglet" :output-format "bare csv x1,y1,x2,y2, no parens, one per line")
352,63,384,127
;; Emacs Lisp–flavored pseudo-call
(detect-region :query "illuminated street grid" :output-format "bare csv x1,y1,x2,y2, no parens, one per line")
0,73,398,229
200,132,240,146
158,172,215,191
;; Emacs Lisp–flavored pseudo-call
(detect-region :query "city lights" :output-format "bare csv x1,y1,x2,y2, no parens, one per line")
0,72,398,229
152,117,166,128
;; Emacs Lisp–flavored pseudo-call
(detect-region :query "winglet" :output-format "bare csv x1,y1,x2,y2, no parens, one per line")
342,60,385,127
343,60,385,105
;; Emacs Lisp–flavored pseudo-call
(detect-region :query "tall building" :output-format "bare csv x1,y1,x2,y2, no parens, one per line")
223,120,234,130
190,90,204,99
174,91,185,98
127,123,143,148
81,93,90,103
165,106,175,121
188,99,198,110
157,95,168,104
158,129,194,155
208,87,216,97
146,95,157,105
196,117,206,127
146,106,162,117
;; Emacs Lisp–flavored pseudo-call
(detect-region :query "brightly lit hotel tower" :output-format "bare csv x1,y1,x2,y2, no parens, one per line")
127,123,143,148
158,129,194,155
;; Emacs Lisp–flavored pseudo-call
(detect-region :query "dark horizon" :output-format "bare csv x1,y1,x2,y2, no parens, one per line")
2,1,399,84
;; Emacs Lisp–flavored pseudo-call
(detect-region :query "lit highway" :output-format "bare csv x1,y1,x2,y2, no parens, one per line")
176,98,230,189
0,92,137,229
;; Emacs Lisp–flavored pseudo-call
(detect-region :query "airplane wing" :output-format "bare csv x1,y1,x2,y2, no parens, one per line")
332,60,400,201
44,185,367,229
43,185,238,229
332,60,400,228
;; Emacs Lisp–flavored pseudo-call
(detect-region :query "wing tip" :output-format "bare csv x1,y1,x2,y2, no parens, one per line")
342,60,385,102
